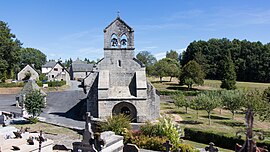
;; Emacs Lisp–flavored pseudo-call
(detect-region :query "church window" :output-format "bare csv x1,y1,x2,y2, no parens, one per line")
110,34,118,48
120,34,127,48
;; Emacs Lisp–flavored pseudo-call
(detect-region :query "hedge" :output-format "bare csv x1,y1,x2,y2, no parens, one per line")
37,80,66,87
0,82,24,87
158,90,200,96
184,128,270,151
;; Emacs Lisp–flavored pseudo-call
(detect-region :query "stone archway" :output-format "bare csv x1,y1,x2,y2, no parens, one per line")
112,102,137,122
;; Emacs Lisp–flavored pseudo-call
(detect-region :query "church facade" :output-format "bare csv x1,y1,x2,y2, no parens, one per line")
82,16,160,122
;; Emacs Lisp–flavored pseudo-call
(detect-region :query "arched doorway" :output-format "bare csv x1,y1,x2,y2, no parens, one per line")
112,102,137,122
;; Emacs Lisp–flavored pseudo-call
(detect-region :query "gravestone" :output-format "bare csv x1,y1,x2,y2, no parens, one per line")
0,115,4,125
123,143,139,152
205,142,218,152
73,112,124,152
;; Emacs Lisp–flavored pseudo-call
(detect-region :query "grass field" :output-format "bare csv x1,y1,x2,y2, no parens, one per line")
149,76,270,91
150,76,270,150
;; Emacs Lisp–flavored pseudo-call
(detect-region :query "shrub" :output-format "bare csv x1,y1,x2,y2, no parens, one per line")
174,142,199,152
29,117,39,124
47,81,66,87
100,114,131,135
131,135,167,151
140,117,181,144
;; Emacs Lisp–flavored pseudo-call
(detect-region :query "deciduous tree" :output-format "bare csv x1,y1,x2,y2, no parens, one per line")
179,60,204,89
166,50,179,61
173,92,189,113
221,90,243,119
136,51,157,75
20,48,46,70
24,90,46,119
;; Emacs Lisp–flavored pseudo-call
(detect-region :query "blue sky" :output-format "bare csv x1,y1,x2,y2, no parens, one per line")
1,0,270,61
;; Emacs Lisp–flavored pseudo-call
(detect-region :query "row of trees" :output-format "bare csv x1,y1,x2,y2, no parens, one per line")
136,50,181,82
0,20,47,82
181,38,270,83
173,88,270,125
137,50,233,89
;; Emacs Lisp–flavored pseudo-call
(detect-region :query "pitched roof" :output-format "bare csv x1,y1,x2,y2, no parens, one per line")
19,80,46,96
42,61,57,68
19,64,40,74
104,16,133,32
71,62,93,72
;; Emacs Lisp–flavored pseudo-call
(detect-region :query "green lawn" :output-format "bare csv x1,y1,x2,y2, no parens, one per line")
154,77,270,149
148,76,270,91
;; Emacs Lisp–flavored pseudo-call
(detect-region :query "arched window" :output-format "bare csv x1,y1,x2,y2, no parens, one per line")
120,34,128,48
110,34,118,48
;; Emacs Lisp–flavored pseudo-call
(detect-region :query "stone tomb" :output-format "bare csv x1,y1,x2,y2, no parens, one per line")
82,16,160,122
73,112,124,152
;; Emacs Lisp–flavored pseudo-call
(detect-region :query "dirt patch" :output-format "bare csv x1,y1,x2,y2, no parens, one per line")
0,87,22,94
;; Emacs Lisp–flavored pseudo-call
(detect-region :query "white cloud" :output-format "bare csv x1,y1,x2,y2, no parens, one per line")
154,52,166,60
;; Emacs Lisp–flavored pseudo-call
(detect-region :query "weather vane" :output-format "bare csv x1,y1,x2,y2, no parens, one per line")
117,11,120,17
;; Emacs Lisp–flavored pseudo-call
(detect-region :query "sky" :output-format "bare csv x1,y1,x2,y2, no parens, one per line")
1,0,270,61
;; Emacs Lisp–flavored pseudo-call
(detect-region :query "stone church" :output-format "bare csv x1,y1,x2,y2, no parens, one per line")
82,16,160,122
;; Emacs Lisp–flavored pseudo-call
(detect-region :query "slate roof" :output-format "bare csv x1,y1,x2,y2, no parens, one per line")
104,16,133,32
42,61,57,68
19,80,46,96
71,63,93,72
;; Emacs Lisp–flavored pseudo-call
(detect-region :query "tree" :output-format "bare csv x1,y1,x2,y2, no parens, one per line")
0,21,21,81
153,59,168,82
20,48,46,70
136,51,157,75
221,90,244,119
190,94,204,119
179,60,204,89
220,50,237,90
173,92,189,113
24,90,46,118
161,58,180,81
166,50,179,61
192,92,220,125
63,58,73,68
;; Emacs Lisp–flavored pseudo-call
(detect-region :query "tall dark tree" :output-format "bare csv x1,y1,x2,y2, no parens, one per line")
220,50,237,90
136,51,157,75
0,21,21,81
179,60,204,89
166,50,179,61
20,48,47,70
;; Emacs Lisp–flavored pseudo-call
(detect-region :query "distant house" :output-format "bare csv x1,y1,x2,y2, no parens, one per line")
46,62,70,85
69,59,93,80
17,65,39,81
41,61,57,74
